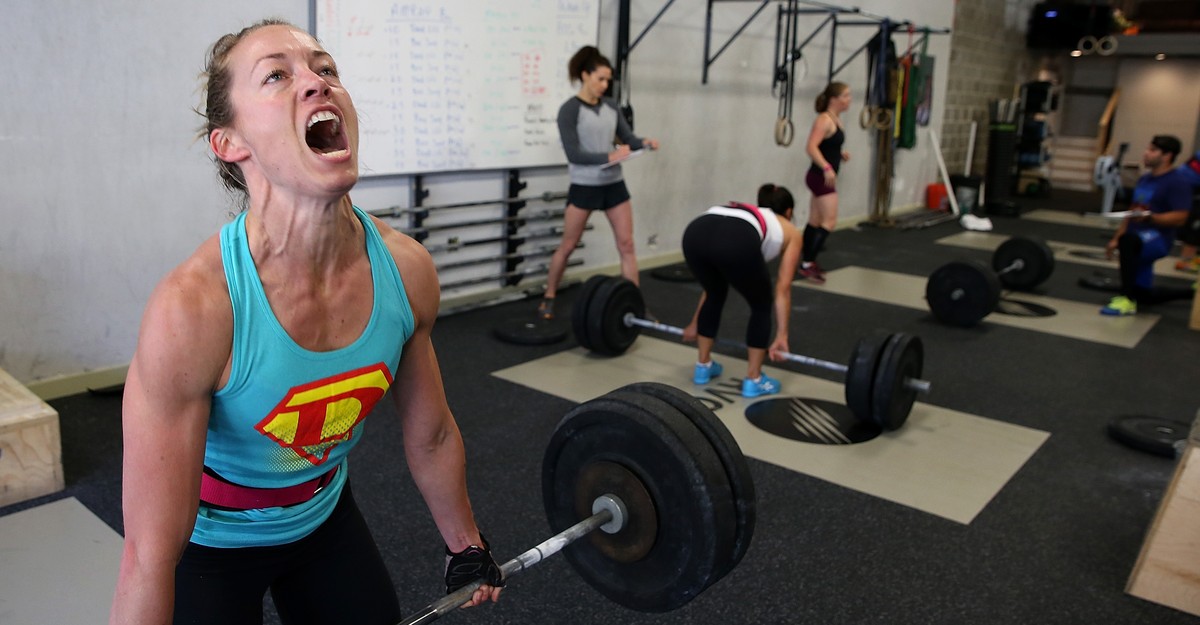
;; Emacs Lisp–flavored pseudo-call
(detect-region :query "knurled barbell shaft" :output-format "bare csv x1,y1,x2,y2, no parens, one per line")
623,314,932,394
399,507,615,625
996,258,1024,276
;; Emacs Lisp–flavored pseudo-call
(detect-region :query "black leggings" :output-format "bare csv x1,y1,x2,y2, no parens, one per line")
682,214,773,349
174,482,403,625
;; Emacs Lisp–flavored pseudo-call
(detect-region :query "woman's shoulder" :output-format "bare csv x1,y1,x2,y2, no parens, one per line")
369,214,433,268
774,213,800,237
369,215,439,313
168,233,227,298
821,111,843,131
141,234,233,351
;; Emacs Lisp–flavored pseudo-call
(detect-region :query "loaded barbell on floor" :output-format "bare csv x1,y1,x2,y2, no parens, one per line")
571,276,931,431
399,382,755,624
925,236,1055,327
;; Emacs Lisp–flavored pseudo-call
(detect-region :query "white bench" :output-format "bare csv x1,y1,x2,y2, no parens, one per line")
0,368,65,507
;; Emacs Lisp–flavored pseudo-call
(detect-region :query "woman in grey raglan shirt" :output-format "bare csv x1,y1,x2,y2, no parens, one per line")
538,46,659,320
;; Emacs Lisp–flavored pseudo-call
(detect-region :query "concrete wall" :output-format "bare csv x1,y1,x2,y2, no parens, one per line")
941,0,1042,177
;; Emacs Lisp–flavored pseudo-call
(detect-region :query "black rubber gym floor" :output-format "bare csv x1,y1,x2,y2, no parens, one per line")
4,190,1199,624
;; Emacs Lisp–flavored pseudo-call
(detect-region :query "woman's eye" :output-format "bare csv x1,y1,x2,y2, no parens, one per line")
319,66,339,77
263,70,285,84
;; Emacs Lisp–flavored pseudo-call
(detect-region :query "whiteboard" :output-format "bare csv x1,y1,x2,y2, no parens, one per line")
314,0,600,176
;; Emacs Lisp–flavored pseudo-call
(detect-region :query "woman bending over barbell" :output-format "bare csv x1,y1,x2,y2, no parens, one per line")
681,184,803,398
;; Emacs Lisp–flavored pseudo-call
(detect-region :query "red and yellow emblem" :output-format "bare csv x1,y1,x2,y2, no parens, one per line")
255,363,393,465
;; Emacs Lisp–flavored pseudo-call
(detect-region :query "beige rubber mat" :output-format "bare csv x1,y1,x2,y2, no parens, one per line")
794,266,1159,348
0,497,122,624
493,337,1048,525
935,230,1197,280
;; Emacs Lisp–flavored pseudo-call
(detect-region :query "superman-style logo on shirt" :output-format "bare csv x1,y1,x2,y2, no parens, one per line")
255,363,393,465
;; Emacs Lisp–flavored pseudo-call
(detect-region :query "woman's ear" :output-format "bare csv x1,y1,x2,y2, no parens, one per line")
209,128,250,164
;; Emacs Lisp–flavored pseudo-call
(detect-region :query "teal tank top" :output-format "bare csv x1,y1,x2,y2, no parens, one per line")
191,206,414,548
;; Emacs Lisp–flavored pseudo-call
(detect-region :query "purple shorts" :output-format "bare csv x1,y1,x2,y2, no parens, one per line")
805,168,836,197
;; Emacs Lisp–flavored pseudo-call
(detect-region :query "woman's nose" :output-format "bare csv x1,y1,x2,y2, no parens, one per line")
300,71,331,99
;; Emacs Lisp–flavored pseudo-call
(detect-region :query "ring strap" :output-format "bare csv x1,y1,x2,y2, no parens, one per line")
200,465,338,510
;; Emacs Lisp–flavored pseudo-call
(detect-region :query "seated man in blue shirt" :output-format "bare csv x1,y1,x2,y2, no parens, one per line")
1101,135,1193,316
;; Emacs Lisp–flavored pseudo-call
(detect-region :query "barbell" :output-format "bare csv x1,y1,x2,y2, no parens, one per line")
571,276,931,431
398,382,755,624
926,236,1055,327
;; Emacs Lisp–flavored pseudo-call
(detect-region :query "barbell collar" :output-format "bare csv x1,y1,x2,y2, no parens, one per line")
622,314,931,394
592,493,627,534
398,506,615,625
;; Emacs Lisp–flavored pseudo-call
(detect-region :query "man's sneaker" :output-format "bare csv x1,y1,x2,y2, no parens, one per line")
1100,295,1137,316
741,373,781,398
537,298,555,321
797,263,826,285
693,360,723,385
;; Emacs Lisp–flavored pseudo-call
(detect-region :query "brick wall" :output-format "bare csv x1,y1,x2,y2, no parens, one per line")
943,0,1041,176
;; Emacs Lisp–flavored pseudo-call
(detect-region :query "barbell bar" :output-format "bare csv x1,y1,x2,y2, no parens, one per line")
395,383,754,623
401,209,565,238
623,313,931,395
572,277,930,430
400,496,624,625
926,236,1055,327
438,258,583,291
372,190,569,219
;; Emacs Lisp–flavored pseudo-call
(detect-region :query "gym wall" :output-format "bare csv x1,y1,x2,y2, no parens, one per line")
0,0,952,388
1109,58,1200,162
941,0,1042,177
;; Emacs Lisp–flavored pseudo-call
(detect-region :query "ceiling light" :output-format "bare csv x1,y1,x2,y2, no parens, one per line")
1070,50,1083,57
1155,53,1166,61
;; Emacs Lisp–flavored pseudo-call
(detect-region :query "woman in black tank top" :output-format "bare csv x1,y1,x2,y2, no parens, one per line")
800,82,852,284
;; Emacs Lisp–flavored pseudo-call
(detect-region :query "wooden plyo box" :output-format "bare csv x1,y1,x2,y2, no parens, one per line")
1127,412,1200,616
0,368,65,508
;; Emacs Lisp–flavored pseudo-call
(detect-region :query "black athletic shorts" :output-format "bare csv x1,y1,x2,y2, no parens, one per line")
568,181,631,211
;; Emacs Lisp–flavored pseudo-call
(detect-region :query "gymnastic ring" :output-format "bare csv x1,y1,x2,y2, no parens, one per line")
775,117,795,147
1096,35,1117,56
1077,35,1097,54
859,107,873,130
873,107,894,130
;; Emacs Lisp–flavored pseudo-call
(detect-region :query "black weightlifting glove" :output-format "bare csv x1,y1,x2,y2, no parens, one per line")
444,534,505,595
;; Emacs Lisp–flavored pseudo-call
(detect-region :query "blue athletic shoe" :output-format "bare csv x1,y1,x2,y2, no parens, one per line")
693,360,723,385
741,373,781,398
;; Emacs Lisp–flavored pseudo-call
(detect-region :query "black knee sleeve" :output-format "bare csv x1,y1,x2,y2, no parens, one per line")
801,226,816,262
805,226,830,262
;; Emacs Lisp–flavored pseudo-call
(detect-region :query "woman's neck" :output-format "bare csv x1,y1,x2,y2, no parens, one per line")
577,89,599,105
